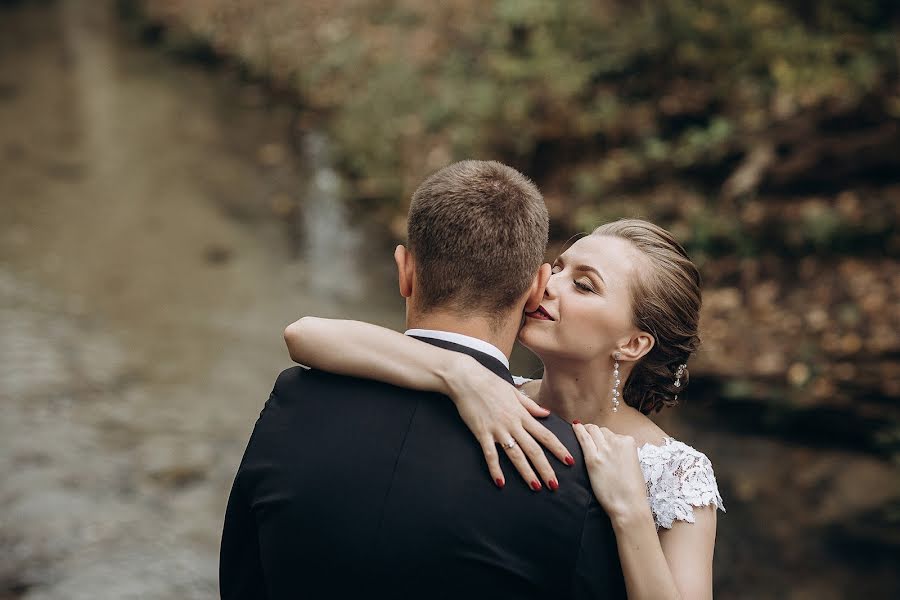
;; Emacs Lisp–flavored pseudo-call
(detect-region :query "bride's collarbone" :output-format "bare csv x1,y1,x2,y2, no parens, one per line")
525,384,671,448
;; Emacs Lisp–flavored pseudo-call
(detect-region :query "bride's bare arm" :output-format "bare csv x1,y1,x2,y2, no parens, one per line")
283,317,575,489
573,424,716,600
285,317,473,392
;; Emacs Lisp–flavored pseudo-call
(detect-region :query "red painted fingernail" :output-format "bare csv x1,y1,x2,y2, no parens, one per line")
530,480,542,491
548,479,559,491
572,419,581,425
564,455,575,466
495,477,505,489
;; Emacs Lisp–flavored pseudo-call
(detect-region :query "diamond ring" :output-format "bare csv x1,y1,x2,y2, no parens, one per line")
501,438,517,449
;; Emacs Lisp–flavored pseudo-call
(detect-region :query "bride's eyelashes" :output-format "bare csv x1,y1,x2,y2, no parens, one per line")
574,279,595,293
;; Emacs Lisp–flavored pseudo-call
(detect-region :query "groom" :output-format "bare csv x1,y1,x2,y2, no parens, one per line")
219,160,625,598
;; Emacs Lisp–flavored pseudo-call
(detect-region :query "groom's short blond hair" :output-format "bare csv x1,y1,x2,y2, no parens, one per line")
407,160,548,320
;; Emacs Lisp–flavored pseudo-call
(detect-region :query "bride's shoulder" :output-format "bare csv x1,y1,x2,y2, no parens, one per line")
637,436,726,529
637,436,711,463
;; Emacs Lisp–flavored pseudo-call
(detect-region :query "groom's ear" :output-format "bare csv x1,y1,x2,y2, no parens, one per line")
394,244,415,298
523,263,552,313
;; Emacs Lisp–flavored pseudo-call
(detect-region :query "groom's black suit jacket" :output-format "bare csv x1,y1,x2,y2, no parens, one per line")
220,337,626,599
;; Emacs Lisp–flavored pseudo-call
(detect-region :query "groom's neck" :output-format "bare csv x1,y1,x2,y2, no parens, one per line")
406,311,519,359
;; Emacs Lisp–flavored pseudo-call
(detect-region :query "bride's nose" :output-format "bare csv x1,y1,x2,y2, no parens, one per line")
544,273,559,298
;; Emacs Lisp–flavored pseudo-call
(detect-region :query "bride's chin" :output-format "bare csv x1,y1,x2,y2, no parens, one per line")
517,328,551,356
517,324,533,344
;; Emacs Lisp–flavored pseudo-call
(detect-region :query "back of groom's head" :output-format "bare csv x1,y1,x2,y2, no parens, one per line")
405,160,548,322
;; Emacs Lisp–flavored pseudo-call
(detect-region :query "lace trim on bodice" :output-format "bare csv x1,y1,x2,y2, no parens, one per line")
638,437,725,529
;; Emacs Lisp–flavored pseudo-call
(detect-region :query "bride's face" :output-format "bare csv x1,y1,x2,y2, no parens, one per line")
519,235,641,363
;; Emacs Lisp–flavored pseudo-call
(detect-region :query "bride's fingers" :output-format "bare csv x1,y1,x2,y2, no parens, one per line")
499,438,543,491
585,424,610,452
513,428,558,490
517,392,550,417
478,437,505,489
522,419,575,467
572,422,597,458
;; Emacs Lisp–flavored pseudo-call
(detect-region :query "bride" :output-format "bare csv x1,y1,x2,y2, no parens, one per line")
284,219,725,599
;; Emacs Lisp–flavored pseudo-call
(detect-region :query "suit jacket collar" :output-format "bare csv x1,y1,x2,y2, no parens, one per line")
409,336,514,385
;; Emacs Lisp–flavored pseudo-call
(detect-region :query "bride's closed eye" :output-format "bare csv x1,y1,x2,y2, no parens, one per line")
553,263,600,294
574,278,595,292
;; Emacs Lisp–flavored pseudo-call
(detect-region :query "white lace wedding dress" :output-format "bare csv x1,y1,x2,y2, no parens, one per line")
637,437,725,529
513,377,725,529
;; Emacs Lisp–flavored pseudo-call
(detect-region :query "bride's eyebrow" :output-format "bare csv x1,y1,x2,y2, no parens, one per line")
556,256,606,284
574,264,605,285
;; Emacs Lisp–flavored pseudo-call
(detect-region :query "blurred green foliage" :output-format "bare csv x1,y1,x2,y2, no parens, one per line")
124,0,900,457
128,0,899,259
132,1,899,230
299,0,897,201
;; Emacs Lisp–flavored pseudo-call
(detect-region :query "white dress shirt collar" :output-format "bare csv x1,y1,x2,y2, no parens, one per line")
404,329,510,369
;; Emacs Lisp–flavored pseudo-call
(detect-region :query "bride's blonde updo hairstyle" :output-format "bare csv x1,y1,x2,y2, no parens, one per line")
591,219,702,414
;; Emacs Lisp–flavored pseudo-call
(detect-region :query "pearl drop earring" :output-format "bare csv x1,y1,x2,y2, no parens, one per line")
612,352,621,412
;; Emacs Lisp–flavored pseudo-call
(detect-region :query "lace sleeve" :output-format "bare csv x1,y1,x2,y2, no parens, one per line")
638,439,726,530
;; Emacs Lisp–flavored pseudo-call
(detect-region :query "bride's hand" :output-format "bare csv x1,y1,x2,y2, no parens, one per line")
573,423,650,521
446,356,575,491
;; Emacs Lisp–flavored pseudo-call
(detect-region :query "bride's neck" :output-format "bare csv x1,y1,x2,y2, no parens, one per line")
538,358,621,425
